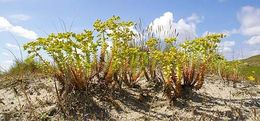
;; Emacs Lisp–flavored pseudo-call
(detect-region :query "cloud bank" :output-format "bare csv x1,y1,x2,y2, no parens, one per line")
238,6,260,45
148,12,203,42
0,16,38,40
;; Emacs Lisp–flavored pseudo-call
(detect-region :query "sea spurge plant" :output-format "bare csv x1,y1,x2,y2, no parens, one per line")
144,37,183,98
181,34,225,62
24,16,141,92
24,30,98,90
159,34,226,98
141,34,226,99
143,38,162,83
219,60,241,84
93,16,141,87
161,46,182,98
24,15,227,104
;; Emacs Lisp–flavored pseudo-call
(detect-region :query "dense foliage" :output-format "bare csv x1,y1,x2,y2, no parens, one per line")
23,16,226,102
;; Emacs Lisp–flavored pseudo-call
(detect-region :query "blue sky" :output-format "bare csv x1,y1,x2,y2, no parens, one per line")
0,0,260,70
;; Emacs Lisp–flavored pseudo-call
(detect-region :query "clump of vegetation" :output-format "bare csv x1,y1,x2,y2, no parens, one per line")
218,60,241,86
179,34,225,95
24,16,138,91
239,55,260,83
23,16,228,119
214,55,260,84
0,56,46,81
241,66,260,83
144,34,225,100
9,58,44,75
24,16,138,118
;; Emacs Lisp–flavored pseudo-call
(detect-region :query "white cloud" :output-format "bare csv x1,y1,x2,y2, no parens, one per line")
0,16,38,40
0,17,12,29
220,6,260,59
10,26,38,39
222,47,233,53
222,41,235,47
246,35,260,45
238,6,260,45
9,14,31,21
149,12,202,42
186,13,204,24
218,41,236,54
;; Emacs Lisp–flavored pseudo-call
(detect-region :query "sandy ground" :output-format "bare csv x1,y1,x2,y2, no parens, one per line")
0,75,260,121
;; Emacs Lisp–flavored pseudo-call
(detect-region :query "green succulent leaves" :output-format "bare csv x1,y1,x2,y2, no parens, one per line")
23,16,226,99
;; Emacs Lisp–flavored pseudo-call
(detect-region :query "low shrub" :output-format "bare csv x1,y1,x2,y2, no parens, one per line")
0,56,46,80
23,16,227,118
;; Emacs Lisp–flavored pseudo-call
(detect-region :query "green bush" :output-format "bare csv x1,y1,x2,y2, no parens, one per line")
23,16,226,101
4,56,46,78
